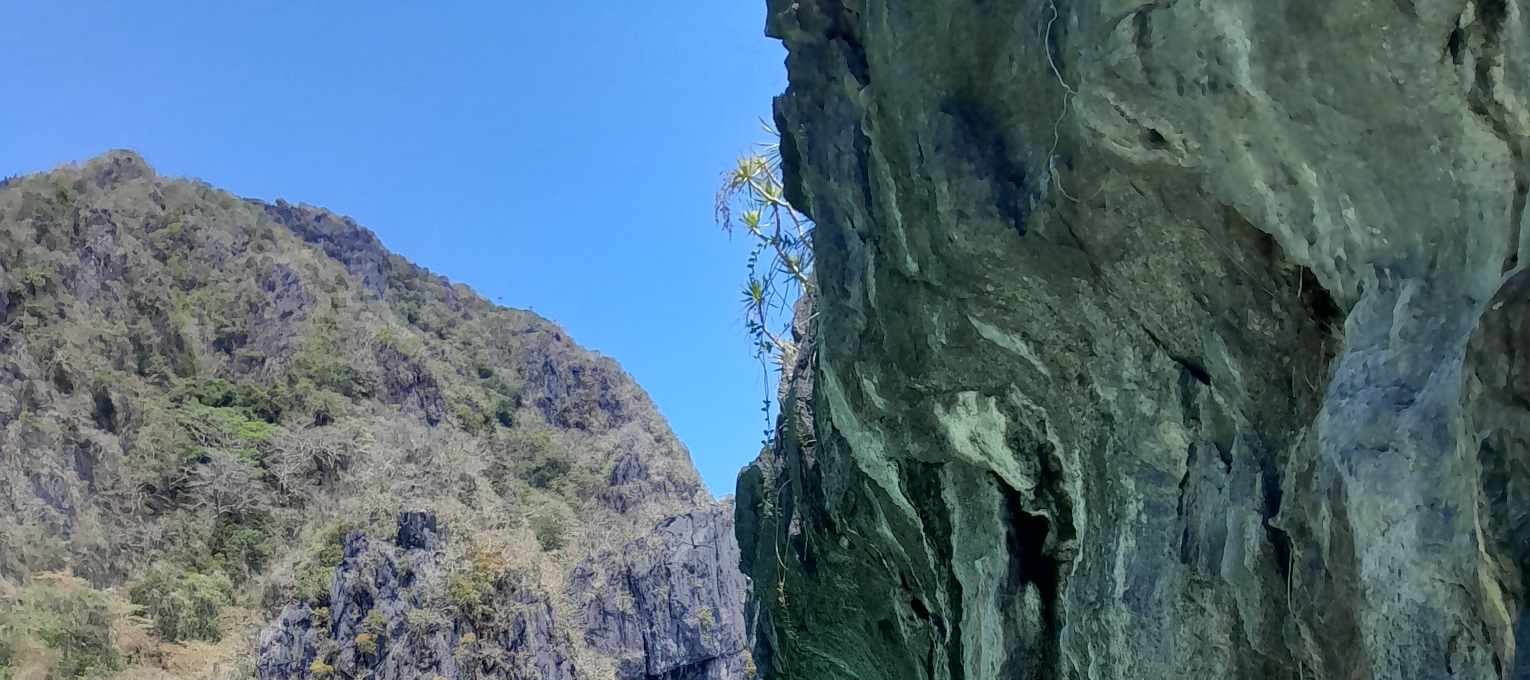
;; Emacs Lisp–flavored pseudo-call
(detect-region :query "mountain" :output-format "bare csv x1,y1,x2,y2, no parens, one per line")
738,0,1530,678
0,151,749,680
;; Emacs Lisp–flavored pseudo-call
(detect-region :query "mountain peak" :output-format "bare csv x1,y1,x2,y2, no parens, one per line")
81,148,155,185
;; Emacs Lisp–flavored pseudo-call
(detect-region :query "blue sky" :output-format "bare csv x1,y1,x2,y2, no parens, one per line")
0,3,787,496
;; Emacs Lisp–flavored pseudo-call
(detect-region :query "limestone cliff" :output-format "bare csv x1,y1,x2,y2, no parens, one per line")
573,503,750,680
738,0,1530,678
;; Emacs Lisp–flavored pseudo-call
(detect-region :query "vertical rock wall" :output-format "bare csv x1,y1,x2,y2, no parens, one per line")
738,1,1530,678
574,504,750,680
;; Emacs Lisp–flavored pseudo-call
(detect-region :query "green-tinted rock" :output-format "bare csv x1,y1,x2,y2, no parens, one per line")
740,0,1530,678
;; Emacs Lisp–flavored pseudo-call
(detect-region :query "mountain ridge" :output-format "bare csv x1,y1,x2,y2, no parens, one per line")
0,149,749,680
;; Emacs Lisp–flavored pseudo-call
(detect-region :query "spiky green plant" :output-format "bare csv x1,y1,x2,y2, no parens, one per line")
716,122,815,442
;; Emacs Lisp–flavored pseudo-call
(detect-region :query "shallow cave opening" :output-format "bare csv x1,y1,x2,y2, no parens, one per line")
92,387,117,433
1296,266,1342,334
1012,509,1061,627
1002,484,1064,680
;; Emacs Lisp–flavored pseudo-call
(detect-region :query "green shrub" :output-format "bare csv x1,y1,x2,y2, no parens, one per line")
527,456,572,491
376,326,423,357
291,317,361,398
288,383,346,427
494,399,515,428
531,515,566,552
125,403,203,488
715,134,815,442
293,524,352,605
512,429,568,490
170,377,291,424
128,563,234,643
15,265,51,296
131,392,283,494
481,374,523,403
309,390,345,426
447,544,507,614
363,610,386,637
451,393,494,434
405,607,438,634
0,573,126,678
210,512,273,577
171,401,276,462
529,502,572,552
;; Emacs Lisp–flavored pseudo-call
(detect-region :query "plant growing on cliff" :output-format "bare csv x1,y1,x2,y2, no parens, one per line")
716,122,815,440
447,542,509,614
290,523,353,605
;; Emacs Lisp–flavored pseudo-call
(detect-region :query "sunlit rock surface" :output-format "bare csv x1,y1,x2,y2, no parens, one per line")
738,1,1530,678
258,508,749,680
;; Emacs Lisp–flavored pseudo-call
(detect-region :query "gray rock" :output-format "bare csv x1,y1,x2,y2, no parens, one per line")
257,604,320,680
258,512,577,680
396,510,446,552
573,504,749,679
374,342,448,426
258,508,752,680
256,200,396,300
739,0,1530,678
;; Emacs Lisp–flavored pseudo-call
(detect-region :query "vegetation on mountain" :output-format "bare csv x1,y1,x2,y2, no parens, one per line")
0,151,730,679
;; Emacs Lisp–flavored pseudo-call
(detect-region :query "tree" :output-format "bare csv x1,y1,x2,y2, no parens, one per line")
716,123,815,442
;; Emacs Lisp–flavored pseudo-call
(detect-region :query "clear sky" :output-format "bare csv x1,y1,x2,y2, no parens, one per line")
0,3,787,496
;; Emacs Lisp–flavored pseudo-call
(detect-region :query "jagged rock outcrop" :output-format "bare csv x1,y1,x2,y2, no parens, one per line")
573,504,750,680
739,1,1530,679
258,507,748,680
258,512,576,680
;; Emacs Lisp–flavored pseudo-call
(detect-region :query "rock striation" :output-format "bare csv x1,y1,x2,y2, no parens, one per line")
738,0,1530,678
573,503,750,680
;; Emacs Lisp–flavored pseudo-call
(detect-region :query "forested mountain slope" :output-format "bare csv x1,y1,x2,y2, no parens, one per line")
0,151,748,680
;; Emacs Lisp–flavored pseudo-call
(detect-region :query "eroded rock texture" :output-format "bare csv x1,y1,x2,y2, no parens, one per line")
258,508,748,680
573,503,751,679
738,1,1530,678
258,512,578,680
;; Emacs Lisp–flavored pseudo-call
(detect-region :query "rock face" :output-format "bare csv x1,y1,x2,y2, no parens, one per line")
258,512,577,680
573,504,750,680
738,1,1530,678
258,508,748,680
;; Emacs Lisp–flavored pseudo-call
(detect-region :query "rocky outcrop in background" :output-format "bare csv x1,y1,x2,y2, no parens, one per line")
257,507,747,680
574,504,749,680
739,0,1530,678
258,512,576,680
